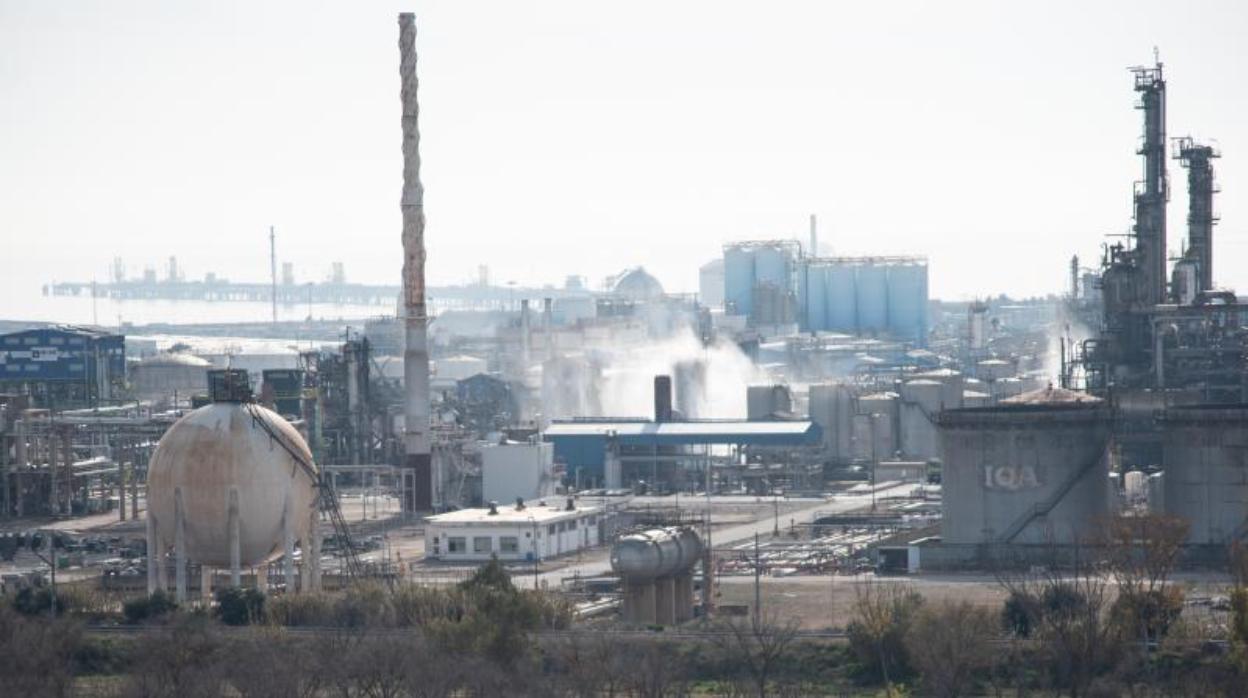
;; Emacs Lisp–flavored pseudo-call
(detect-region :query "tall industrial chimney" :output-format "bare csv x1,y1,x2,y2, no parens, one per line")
809,214,818,257
399,13,432,512
269,226,278,324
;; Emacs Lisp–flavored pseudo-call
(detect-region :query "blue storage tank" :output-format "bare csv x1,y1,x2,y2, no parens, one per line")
723,245,755,317
855,263,889,333
752,244,791,291
825,263,858,333
886,261,929,346
804,264,828,332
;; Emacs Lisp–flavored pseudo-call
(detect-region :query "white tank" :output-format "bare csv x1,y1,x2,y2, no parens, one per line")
611,527,703,580
146,402,319,567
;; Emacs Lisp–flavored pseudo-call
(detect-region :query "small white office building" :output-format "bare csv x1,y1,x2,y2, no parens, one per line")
424,499,602,562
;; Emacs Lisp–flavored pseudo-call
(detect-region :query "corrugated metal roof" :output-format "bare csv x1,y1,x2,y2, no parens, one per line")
545,420,816,438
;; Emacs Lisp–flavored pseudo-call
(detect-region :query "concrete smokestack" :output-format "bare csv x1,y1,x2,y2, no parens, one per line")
654,375,673,423
399,13,431,512
809,214,817,257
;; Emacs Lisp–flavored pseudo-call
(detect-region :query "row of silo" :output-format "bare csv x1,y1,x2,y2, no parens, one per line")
723,242,798,324
800,258,929,345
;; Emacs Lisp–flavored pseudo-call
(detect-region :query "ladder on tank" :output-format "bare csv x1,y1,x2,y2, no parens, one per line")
244,403,366,580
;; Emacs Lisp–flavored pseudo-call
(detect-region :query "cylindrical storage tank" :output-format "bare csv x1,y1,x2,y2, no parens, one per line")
147,402,319,567
611,527,703,580
810,383,854,461
131,352,212,401
747,384,792,420
804,264,828,333
723,245,755,317
900,380,943,461
752,244,791,291
886,262,928,345
976,359,1013,382
855,263,889,333
825,263,858,332
937,388,1111,545
1160,407,1248,546
961,390,991,408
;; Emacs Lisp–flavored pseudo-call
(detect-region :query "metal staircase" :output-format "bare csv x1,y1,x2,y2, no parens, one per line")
246,403,364,579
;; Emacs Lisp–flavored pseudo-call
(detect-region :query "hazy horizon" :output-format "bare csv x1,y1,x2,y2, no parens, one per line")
4,0,1247,324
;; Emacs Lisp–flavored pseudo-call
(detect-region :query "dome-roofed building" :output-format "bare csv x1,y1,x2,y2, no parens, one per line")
613,267,665,301
130,351,212,401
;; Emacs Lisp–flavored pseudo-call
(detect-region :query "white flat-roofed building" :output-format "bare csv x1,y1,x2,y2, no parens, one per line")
424,500,602,562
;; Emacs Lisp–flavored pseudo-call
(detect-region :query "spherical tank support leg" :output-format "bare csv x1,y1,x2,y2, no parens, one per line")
282,494,296,593
146,510,161,595
228,488,241,588
174,487,187,604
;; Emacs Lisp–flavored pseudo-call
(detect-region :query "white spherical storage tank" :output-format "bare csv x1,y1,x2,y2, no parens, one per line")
146,402,320,597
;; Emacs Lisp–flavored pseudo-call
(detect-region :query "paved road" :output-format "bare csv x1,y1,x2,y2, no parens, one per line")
533,484,917,588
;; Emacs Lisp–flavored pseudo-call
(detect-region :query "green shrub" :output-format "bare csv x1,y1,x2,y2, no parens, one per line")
11,587,62,616
123,590,178,624
215,587,265,626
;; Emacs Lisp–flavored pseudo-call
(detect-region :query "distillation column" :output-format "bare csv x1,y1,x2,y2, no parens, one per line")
1131,60,1168,305
1175,138,1220,293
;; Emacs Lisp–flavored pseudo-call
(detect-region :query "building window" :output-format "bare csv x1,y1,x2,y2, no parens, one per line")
557,522,567,533
473,536,492,554
548,524,556,535
23,337,38,345
500,536,519,553
447,536,466,554
588,515,597,525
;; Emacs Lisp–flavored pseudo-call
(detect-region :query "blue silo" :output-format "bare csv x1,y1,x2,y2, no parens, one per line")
825,262,858,333
886,261,929,346
855,263,889,333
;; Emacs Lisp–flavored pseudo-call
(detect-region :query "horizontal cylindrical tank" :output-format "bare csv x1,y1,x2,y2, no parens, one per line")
1160,406,1248,545
611,527,703,580
147,402,319,567
938,390,1111,545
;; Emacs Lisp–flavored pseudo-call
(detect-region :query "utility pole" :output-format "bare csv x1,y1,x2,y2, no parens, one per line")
269,226,278,324
753,531,761,627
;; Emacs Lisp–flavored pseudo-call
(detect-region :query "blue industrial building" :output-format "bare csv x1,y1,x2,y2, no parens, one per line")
544,419,821,489
0,326,125,406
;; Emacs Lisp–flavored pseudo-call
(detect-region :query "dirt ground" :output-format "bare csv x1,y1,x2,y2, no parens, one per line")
714,572,1237,631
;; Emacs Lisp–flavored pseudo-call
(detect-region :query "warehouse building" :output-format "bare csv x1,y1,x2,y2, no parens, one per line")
0,326,125,407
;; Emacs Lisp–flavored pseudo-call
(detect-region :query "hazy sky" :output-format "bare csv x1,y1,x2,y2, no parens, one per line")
3,0,1247,305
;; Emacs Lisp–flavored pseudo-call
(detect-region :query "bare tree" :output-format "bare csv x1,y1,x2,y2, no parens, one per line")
905,600,996,698
993,540,1119,697
847,580,923,689
1098,513,1189,645
713,609,801,698
0,607,82,698
224,628,324,698
125,613,227,698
